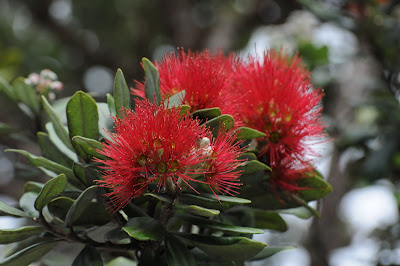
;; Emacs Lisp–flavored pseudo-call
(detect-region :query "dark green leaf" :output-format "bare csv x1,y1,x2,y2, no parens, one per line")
104,228,130,244
175,233,266,261
48,196,111,226
165,234,196,266
35,174,68,211
72,162,87,186
12,78,40,114
19,192,39,218
144,192,172,204
72,245,103,266
37,132,73,167
65,186,102,227
71,136,107,160
192,107,222,120
113,69,130,118
0,226,44,244
41,96,74,150
240,160,271,174
107,93,116,116
142,58,161,104
176,213,264,234
205,115,234,136
175,204,220,217
67,91,99,140
248,245,296,261
297,171,332,201
0,200,29,218
252,211,287,231
122,217,165,241
0,241,58,266
236,127,266,140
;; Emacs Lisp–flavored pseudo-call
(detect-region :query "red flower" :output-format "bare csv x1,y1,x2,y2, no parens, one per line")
133,49,243,122
199,132,245,198
232,51,325,167
96,100,246,210
96,100,209,210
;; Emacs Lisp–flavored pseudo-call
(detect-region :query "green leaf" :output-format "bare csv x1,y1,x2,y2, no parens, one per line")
37,132,73,167
12,77,40,114
42,96,74,150
106,257,137,266
34,174,68,211
248,245,296,261
72,136,107,160
297,171,332,201
236,127,266,140
97,103,114,140
0,76,15,100
47,197,74,220
165,91,185,108
142,58,161,104
252,211,287,231
122,217,165,241
0,226,44,244
65,186,102,227
165,234,196,266
192,107,222,120
291,194,320,218
113,69,130,118
19,192,39,218
5,149,82,188
107,93,116,116
77,163,101,187
279,206,314,219
0,200,30,218
0,241,58,266
179,105,191,116
45,122,78,162
24,182,44,194
240,160,271,174
175,233,266,261
72,245,103,266
176,214,264,234
176,205,220,218
178,193,250,211
205,115,234,135
143,192,172,204
67,91,99,140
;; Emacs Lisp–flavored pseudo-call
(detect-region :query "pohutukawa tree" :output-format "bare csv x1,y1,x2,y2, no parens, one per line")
0,49,331,265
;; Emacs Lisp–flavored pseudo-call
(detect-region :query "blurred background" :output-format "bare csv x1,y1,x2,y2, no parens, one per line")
1,0,400,265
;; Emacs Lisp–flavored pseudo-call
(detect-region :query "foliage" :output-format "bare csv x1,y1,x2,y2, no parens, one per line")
0,53,330,265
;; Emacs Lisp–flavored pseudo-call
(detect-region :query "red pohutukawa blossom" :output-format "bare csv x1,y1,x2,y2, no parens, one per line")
133,49,243,121
198,132,245,198
96,100,244,210
232,51,325,192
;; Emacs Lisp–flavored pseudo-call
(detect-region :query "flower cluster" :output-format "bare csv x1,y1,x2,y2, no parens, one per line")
133,49,243,122
99,49,325,210
97,100,244,210
231,51,325,192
